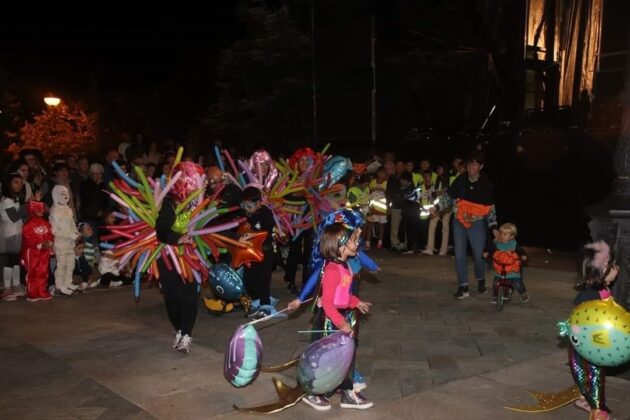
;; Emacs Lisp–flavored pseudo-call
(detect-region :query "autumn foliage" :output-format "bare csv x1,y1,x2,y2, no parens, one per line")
19,104,98,159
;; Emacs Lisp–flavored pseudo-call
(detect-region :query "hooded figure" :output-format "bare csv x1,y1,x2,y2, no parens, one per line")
49,185,79,295
21,201,54,300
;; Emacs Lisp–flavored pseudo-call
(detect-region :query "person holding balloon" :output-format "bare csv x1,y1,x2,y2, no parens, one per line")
155,161,206,354
301,219,373,411
564,241,620,419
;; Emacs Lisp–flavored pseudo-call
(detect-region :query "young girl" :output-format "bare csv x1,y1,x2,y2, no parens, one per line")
571,241,617,420
1,173,27,301
367,167,387,250
301,222,373,411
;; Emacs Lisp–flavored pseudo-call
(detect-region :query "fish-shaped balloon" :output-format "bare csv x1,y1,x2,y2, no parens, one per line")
558,297,630,367
297,331,355,394
224,324,262,387
209,264,246,301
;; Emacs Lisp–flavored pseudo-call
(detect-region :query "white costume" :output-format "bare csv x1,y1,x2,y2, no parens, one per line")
50,185,78,295
0,196,24,295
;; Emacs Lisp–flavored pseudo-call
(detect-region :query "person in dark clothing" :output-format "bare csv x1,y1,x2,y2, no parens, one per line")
240,186,278,319
155,161,206,354
385,161,406,250
433,151,498,299
399,171,421,254
206,166,242,207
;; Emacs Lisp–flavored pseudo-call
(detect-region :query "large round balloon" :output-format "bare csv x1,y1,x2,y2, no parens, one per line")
297,331,355,394
224,324,262,387
558,297,630,367
319,156,352,189
209,264,246,301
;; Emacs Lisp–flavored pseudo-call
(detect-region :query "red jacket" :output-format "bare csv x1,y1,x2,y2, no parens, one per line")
21,216,54,265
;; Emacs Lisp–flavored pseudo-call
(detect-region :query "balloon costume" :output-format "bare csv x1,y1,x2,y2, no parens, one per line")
102,148,265,303
226,208,378,414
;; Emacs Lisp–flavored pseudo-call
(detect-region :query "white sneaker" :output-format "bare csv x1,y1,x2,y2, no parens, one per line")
109,280,123,288
177,334,192,354
59,287,74,296
421,249,433,256
48,285,56,296
88,279,100,288
172,330,182,349
79,282,88,291
68,284,79,291
2,290,17,302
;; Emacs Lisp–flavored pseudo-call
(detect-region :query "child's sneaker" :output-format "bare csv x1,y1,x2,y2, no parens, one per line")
453,286,469,299
520,293,530,303
177,334,192,354
12,284,26,297
477,280,487,294
109,280,123,288
340,390,373,409
1,288,17,302
172,330,182,349
78,282,88,291
353,371,367,392
302,395,331,411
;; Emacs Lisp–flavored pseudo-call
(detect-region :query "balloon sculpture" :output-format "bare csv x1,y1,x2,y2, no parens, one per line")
296,331,355,394
231,331,355,413
506,297,630,413
558,297,630,367
224,324,262,388
102,147,264,301
207,264,252,313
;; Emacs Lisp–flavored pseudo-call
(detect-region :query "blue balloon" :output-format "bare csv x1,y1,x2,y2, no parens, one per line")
209,264,246,301
319,156,352,189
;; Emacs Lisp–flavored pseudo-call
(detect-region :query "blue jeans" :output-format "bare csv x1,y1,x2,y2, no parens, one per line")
452,218,486,287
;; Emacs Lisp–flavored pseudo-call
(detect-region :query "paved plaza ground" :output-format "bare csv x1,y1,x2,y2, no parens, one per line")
0,248,628,419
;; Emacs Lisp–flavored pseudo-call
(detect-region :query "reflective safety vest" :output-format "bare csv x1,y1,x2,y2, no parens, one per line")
347,186,370,215
419,184,435,219
369,179,387,215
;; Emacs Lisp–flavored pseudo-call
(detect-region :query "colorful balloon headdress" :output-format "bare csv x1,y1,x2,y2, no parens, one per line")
169,161,206,204
311,209,365,269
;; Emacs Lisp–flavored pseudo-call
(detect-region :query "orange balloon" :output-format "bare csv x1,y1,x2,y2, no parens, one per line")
229,231,267,268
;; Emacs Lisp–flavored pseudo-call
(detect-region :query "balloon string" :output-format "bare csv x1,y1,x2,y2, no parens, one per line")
245,298,314,327
297,330,332,334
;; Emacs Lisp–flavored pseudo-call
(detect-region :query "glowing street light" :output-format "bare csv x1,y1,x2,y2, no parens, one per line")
44,96,61,107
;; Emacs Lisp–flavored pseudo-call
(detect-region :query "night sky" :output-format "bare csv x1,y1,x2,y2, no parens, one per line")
0,5,244,135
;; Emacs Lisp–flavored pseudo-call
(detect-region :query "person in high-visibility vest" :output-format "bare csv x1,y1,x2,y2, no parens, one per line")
423,164,453,256
419,159,437,185
366,167,388,250
347,174,370,245
418,170,435,251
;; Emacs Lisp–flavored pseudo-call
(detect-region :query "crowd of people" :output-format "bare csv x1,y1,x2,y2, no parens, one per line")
0,139,620,417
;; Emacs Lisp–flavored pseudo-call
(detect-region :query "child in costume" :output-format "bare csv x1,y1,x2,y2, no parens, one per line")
21,200,54,301
300,221,373,411
1,173,27,301
50,185,80,296
73,238,92,290
483,223,529,303
240,186,278,318
570,241,618,420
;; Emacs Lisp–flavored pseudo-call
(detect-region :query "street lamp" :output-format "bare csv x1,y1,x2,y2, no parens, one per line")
44,95,61,107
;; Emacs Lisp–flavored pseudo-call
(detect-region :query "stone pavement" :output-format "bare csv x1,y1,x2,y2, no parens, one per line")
0,249,628,419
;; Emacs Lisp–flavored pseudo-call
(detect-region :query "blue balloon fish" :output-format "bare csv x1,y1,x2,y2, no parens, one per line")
319,155,352,189
209,263,246,301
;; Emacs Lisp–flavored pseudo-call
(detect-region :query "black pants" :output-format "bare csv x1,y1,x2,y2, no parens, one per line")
73,256,92,282
244,249,274,305
284,229,313,288
403,204,421,250
158,259,199,336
